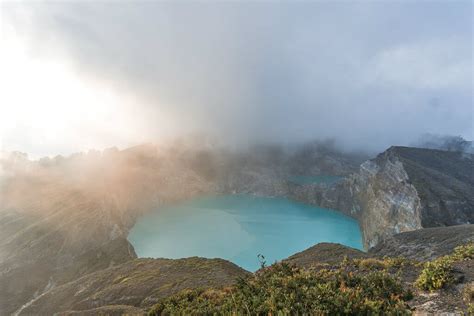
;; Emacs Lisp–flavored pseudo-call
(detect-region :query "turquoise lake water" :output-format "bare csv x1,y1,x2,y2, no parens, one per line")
288,175,343,185
128,195,363,271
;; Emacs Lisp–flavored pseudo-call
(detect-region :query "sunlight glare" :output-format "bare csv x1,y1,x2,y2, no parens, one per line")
0,25,146,157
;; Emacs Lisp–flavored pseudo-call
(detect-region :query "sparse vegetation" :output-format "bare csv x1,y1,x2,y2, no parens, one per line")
382,256,410,269
148,262,412,315
415,257,454,291
352,257,388,270
452,244,474,261
415,243,473,292
149,244,474,315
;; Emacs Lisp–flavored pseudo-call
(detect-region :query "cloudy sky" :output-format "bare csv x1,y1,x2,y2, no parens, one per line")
0,1,472,157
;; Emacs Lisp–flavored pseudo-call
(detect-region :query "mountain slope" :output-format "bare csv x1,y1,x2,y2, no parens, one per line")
19,257,249,315
0,145,215,315
369,224,474,260
295,146,474,248
393,147,474,226
351,146,473,248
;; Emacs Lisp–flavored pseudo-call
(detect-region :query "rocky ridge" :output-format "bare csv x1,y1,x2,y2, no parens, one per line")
289,147,474,248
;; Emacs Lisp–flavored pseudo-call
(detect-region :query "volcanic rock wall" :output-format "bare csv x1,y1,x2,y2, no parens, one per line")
293,147,474,248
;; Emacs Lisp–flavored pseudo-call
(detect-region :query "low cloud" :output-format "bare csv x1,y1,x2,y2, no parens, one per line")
0,1,472,156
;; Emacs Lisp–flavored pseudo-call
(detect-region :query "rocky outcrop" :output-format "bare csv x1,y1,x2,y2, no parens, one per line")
302,147,474,248
348,148,424,248
19,257,249,315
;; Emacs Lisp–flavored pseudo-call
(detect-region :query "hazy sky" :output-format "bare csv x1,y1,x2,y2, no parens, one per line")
0,1,472,157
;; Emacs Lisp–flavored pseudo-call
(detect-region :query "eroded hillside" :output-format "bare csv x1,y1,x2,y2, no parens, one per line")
0,144,215,315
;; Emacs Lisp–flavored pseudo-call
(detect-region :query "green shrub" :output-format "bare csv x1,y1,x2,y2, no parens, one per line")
352,256,408,270
148,263,412,315
353,258,388,270
452,243,474,261
415,257,454,291
383,256,409,269
415,243,474,292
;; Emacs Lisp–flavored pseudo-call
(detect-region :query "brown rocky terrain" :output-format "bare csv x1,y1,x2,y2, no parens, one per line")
370,224,474,261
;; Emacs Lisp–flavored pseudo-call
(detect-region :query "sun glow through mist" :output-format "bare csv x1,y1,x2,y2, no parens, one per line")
0,25,152,157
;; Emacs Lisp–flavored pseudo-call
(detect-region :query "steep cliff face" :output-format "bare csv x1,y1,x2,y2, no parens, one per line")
349,149,424,248
288,147,474,249
362,147,474,247
307,147,474,248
